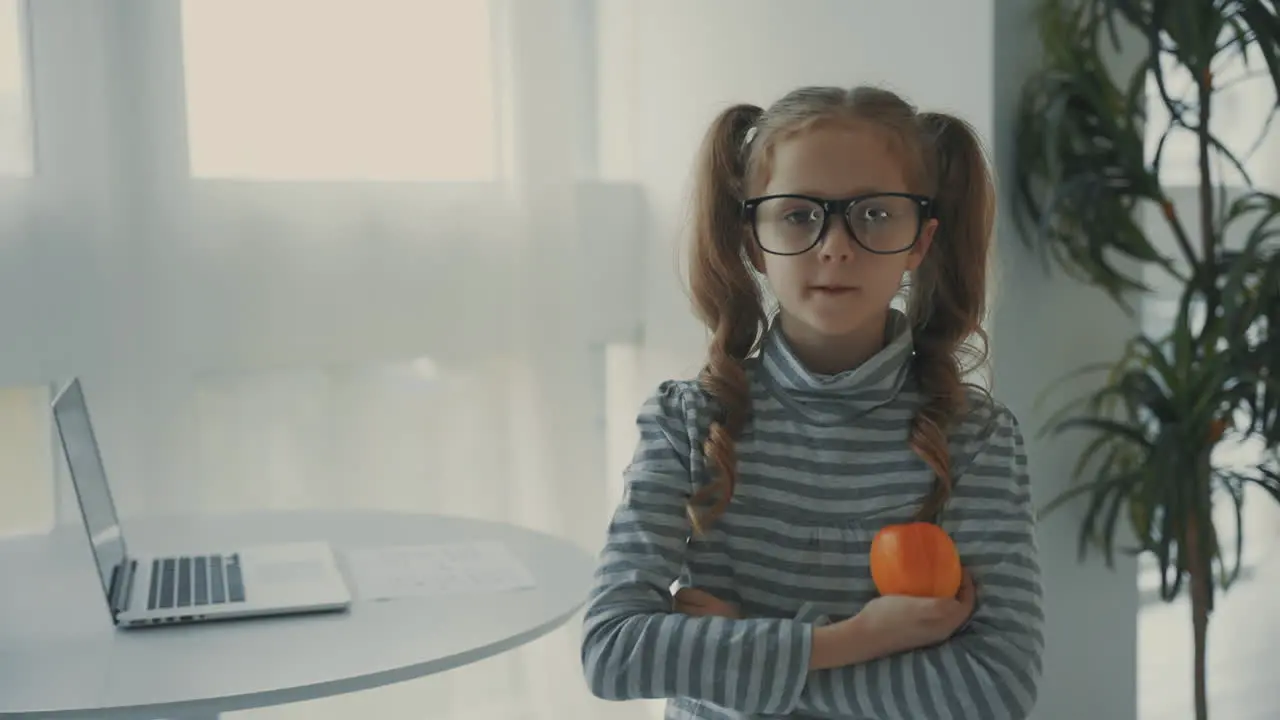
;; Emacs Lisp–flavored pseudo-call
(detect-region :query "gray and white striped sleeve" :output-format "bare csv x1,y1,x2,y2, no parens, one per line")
580,381,814,714
793,408,1046,720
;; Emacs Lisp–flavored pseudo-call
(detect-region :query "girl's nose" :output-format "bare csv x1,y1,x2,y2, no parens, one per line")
817,218,857,261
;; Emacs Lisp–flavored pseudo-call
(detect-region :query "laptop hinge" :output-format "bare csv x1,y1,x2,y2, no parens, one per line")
109,558,137,616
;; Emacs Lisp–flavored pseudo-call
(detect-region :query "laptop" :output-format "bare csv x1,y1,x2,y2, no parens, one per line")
51,378,353,628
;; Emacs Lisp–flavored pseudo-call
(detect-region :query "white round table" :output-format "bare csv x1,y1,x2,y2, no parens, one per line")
0,511,597,719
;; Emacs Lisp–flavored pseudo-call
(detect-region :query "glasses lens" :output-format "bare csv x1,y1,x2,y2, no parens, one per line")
754,197,825,254
846,195,921,253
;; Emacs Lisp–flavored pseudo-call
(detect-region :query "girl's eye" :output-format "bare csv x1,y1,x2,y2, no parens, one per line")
783,208,821,225
858,205,890,223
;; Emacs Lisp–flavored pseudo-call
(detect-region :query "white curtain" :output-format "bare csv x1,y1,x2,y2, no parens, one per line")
0,1,655,718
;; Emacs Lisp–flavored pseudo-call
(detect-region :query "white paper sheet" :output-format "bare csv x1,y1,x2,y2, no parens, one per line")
344,540,537,601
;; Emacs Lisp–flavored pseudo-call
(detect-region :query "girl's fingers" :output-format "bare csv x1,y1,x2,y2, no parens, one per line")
675,588,714,603
673,587,741,618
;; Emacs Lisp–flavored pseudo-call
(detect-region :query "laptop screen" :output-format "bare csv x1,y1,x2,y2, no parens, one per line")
52,379,127,607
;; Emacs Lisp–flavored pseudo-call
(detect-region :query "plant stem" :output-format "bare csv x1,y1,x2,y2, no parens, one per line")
1187,445,1215,720
1196,66,1218,326
1187,58,1221,717
1188,513,1211,720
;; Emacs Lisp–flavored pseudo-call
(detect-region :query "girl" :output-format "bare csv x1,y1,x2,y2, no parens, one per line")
581,85,1045,719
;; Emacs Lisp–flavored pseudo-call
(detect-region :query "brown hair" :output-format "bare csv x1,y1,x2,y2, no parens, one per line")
685,86,994,534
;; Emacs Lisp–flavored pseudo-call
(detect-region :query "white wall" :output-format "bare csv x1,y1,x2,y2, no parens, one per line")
989,2,1141,718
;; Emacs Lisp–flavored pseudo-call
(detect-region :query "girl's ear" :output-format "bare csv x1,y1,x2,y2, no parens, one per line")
906,218,938,272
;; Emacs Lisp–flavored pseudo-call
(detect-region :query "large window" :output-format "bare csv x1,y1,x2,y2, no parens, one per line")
1146,45,1278,187
0,0,31,177
180,0,497,182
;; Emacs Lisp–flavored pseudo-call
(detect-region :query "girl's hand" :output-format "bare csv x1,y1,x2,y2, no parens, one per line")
672,587,742,619
812,570,976,670
853,569,976,656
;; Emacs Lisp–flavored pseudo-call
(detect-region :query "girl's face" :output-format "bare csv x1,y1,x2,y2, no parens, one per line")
748,121,936,361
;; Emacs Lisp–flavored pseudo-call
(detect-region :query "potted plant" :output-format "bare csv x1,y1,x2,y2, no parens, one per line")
1012,1,1280,718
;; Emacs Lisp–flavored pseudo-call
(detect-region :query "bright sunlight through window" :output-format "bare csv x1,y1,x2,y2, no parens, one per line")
0,0,31,177
181,0,496,182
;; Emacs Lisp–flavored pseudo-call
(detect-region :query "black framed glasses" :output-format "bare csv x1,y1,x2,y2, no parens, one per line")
742,192,934,256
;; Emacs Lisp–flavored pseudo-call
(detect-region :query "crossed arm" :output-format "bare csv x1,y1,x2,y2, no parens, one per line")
580,384,1045,718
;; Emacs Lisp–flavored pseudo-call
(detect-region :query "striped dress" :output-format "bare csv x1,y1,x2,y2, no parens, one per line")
580,310,1045,719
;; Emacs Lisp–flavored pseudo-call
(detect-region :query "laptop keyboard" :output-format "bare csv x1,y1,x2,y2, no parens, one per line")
147,553,245,611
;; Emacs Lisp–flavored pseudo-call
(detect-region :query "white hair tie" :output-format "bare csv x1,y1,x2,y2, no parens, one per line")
743,126,758,148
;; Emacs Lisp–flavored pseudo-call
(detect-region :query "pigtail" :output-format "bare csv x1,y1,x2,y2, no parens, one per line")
686,103,765,535
908,112,996,523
